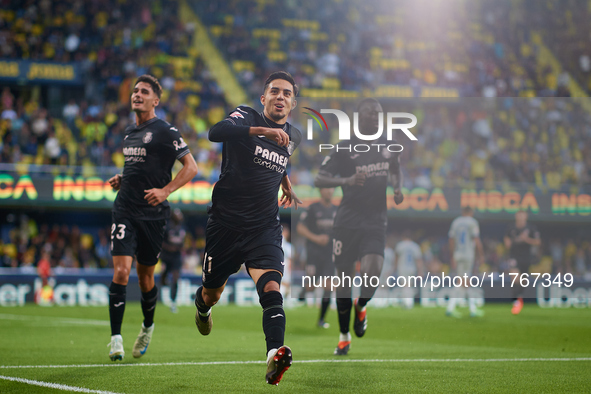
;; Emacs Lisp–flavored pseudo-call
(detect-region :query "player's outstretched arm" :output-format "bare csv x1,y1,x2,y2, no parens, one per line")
250,126,290,147
144,154,198,206
280,174,302,209
208,120,289,147
296,222,329,246
314,172,366,188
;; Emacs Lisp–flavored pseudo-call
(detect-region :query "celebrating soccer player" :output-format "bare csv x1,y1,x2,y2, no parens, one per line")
193,71,302,385
107,75,198,361
314,98,405,356
297,187,337,328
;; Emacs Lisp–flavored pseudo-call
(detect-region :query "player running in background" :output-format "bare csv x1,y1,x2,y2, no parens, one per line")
193,71,302,385
297,187,337,328
504,210,540,315
447,206,485,318
107,75,198,361
394,231,423,309
160,208,186,313
315,98,405,356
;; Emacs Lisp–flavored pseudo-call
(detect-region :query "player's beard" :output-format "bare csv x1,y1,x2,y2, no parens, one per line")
268,108,287,123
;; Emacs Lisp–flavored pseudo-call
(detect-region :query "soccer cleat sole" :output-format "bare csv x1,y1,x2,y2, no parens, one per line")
266,346,292,385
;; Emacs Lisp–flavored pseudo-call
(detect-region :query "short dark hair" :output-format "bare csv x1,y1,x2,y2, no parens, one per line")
356,97,382,112
462,206,474,214
135,74,162,98
263,71,298,96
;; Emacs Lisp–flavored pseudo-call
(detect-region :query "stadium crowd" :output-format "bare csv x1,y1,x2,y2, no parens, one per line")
197,0,572,98
0,214,207,274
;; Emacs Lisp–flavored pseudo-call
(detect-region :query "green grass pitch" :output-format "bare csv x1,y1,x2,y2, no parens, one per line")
1,303,590,393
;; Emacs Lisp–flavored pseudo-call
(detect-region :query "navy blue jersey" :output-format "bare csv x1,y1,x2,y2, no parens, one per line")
113,118,191,220
505,223,540,261
208,106,302,231
300,201,337,261
318,144,400,231
161,221,186,260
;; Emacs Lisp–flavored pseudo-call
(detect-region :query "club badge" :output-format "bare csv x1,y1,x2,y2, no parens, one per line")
143,132,153,144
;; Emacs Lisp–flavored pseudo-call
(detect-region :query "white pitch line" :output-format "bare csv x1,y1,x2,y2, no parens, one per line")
1,357,590,370
0,375,123,394
0,313,109,326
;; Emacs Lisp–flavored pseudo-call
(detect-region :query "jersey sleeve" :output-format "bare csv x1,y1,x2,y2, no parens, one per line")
208,106,255,142
162,125,191,160
318,150,343,177
289,125,302,152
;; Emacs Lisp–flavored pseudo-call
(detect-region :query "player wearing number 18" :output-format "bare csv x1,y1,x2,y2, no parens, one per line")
107,75,198,361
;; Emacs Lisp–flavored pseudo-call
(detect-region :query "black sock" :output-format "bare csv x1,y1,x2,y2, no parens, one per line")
336,298,352,335
195,286,211,321
319,289,331,321
109,282,126,336
357,297,371,309
171,280,178,303
260,291,285,354
141,285,158,328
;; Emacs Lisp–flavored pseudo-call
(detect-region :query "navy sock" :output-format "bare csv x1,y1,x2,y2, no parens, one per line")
260,291,285,354
171,280,178,302
336,298,352,335
109,282,126,336
195,286,211,321
141,285,158,328
319,289,331,321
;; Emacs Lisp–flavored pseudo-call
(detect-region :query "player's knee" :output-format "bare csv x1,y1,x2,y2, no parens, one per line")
256,271,282,298
113,266,130,284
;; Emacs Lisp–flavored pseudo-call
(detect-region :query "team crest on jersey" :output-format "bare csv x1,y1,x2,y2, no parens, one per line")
143,132,153,144
229,111,244,119
287,141,295,155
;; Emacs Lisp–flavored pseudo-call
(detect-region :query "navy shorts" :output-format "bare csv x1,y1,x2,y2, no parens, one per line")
202,218,284,289
332,227,385,272
306,251,335,277
161,251,182,271
111,212,166,266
